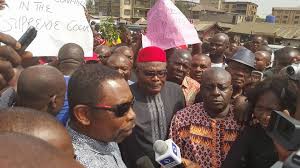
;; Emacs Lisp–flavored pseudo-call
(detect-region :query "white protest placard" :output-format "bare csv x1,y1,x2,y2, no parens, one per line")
143,0,201,50
0,0,93,57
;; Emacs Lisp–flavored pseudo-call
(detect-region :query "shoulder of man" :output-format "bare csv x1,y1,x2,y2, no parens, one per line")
164,81,182,92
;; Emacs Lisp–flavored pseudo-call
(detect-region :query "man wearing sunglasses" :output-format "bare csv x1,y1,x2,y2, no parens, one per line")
67,64,136,168
120,46,186,167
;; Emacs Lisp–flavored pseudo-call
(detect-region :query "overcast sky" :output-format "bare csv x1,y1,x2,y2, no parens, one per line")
225,0,300,17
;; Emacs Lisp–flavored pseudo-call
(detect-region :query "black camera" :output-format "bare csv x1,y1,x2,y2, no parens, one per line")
267,110,300,151
286,63,300,81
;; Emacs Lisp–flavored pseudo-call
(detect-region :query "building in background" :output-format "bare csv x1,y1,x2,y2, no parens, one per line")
222,1,258,22
132,0,155,19
189,4,245,24
175,0,199,18
200,0,224,10
94,0,155,20
272,7,300,25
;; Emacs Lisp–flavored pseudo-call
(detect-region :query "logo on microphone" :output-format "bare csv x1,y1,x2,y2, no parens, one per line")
160,156,175,165
172,142,177,156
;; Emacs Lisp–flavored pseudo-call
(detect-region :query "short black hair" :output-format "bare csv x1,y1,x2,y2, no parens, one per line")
68,64,123,115
247,76,297,115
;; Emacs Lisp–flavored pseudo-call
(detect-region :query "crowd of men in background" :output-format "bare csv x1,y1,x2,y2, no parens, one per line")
1,1,300,168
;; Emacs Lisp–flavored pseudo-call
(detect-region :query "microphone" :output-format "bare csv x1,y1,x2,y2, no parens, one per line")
153,139,184,168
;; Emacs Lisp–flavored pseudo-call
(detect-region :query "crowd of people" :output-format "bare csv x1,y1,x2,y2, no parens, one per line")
1,1,300,168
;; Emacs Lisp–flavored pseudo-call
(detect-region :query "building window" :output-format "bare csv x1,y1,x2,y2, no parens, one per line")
124,9,131,15
295,16,300,19
284,15,288,19
295,21,299,24
282,20,287,24
285,11,289,14
296,11,300,14
124,0,130,5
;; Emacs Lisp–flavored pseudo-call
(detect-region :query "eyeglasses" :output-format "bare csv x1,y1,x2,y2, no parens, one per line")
91,97,135,117
142,70,167,78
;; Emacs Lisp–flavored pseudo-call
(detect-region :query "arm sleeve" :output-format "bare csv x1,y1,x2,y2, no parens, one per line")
221,128,250,168
174,87,186,112
168,111,186,157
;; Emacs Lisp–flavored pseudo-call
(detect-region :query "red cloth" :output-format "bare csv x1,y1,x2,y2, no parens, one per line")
84,52,99,61
176,45,188,49
137,46,166,63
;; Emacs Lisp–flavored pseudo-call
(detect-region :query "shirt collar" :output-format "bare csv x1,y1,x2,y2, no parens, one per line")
181,76,189,89
67,125,115,155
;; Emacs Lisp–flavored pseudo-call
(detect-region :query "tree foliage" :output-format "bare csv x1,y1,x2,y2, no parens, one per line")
86,0,95,14
99,17,120,44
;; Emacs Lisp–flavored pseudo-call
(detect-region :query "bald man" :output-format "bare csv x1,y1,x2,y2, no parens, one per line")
0,107,74,158
16,65,66,116
95,45,112,64
190,54,211,84
114,46,134,63
58,43,85,76
254,51,271,72
56,43,85,125
169,67,240,168
264,47,299,78
209,33,229,68
167,49,200,106
106,53,133,83
0,133,83,168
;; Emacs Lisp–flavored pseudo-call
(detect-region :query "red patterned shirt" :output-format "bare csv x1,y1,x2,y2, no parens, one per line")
181,76,200,106
169,103,240,168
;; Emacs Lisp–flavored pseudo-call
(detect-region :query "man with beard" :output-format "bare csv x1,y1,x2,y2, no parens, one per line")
167,49,200,106
209,33,229,68
169,68,240,168
120,46,186,168
226,48,256,100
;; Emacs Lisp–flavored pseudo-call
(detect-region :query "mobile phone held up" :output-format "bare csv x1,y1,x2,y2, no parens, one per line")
17,26,37,54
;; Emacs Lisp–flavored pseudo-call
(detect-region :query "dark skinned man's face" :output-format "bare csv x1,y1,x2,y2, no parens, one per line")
202,71,233,114
190,56,211,83
251,36,264,53
226,61,253,91
167,53,191,85
136,62,167,95
209,36,228,58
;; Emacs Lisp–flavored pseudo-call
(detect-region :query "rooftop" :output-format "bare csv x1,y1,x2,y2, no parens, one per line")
272,7,300,11
193,21,234,31
190,4,226,12
229,22,300,39
224,1,258,6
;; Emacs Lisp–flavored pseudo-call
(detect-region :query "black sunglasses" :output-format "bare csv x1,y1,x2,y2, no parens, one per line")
142,70,167,78
91,97,135,117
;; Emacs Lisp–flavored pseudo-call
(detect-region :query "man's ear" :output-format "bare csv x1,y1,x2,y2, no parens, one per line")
50,95,58,109
73,105,91,126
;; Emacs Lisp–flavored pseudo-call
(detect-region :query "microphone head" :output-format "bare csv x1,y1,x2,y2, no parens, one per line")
153,140,168,155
